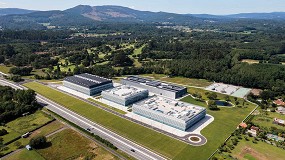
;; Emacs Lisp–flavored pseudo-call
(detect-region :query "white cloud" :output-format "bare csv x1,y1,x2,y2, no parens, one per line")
0,2,7,7
129,6,135,9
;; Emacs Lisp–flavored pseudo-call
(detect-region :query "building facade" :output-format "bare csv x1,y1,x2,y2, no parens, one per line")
102,85,149,106
63,73,113,96
132,96,206,131
121,76,187,99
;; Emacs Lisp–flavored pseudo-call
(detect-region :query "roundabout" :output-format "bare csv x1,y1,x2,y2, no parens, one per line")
184,134,207,146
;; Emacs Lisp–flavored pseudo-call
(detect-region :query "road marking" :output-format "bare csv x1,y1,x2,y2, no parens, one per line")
38,96,164,160
0,79,166,160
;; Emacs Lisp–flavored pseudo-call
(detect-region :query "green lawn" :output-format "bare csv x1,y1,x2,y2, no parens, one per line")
179,95,256,160
0,126,20,144
53,64,76,72
6,111,54,134
37,129,117,160
0,138,30,156
252,110,285,130
88,98,127,115
0,113,60,157
23,82,189,159
0,65,12,74
4,150,45,160
29,121,64,138
142,74,213,87
24,82,256,160
228,137,285,160
133,45,145,56
38,80,63,83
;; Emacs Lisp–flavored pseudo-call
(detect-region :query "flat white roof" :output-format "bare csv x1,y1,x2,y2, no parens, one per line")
135,96,205,122
103,85,147,98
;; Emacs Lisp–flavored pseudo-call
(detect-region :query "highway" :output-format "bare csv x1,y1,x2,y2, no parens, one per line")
0,79,166,160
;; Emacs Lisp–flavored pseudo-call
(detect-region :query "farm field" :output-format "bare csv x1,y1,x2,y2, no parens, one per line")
6,111,54,134
0,126,20,144
4,150,45,160
24,81,256,160
230,138,285,160
0,112,58,157
28,121,65,138
37,129,118,160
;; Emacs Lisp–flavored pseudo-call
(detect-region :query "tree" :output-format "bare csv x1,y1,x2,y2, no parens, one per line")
196,93,202,100
10,75,22,82
208,100,219,110
0,137,3,151
113,52,133,67
225,95,230,102
14,141,23,149
29,136,47,149
0,55,5,63
207,92,217,100
0,129,8,136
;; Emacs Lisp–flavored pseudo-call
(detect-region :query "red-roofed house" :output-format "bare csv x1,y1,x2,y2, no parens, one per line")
239,122,247,129
274,99,285,106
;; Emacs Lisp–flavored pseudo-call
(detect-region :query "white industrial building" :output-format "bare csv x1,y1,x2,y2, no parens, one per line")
102,85,149,106
121,76,187,99
63,73,113,96
132,96,206,131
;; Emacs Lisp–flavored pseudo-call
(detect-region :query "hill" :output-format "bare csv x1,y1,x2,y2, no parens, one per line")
0,5,204,29
192,12,285,20
225,12,285,20
1,5,285,30
0,8,36,16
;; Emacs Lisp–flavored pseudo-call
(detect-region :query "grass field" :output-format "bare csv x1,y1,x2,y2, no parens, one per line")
88,98,127,115
142,74,213,87
4,150,45,160
24,81,256,159
53,64,76,72
241,59,260,64
252,110,285,130
0,65,12,74
229,137,285,160
0,138,30,156
29,121,65,138
6,111,54,134
133,45,145,56
1,120,64,159
37,129,118,160
179,95,256,160
38,80,63,83
0,126,20,144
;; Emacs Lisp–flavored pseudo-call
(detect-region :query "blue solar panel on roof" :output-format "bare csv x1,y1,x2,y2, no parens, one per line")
125,76,186,92
64,74,112,88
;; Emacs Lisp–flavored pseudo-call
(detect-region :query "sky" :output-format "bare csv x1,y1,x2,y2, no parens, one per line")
0,0,285,15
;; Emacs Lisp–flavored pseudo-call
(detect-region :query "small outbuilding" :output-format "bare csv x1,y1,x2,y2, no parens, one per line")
26,145,32,150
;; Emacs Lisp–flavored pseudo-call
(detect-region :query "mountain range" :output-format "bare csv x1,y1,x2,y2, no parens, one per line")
0,5,285,29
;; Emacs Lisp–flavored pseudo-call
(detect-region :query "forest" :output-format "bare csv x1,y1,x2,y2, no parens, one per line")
0,20,285,97
0,86,39,123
